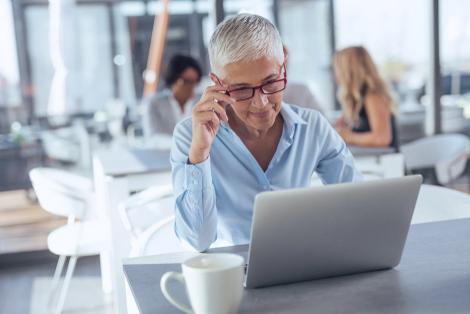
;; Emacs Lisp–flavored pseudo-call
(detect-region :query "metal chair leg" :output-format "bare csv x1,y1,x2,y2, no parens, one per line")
47,255,67,310
54,256,77,314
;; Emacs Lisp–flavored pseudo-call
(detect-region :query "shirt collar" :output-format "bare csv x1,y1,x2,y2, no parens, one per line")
280,102,308,125
169,90,194,120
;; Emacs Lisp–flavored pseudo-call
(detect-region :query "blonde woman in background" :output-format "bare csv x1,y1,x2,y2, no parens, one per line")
333,46,398,151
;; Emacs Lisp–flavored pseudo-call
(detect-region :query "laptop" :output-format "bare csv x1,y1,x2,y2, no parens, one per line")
244,175,423,288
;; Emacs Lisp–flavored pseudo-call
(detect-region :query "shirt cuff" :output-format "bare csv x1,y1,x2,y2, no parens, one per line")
184,156,212,191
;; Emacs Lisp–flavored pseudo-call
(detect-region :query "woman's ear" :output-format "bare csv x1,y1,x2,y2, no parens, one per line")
209,73,219,85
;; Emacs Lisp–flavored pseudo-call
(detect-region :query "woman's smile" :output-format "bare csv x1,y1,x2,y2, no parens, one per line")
250,109,272,119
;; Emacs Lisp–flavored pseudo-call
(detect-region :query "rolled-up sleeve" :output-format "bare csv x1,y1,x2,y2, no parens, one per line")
170,120,218,252
315,115,364,184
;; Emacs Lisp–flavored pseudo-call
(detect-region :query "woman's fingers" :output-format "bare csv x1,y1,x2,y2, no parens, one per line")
194,100,228,122
192,84,235,123
197,111,221,129
205,83,230,92
202,90,236,106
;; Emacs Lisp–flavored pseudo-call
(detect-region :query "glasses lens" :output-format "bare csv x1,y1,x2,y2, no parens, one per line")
230,89,253,100
262,80,285,94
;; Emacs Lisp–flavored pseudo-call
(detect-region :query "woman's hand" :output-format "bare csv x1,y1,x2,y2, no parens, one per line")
188,84,235,164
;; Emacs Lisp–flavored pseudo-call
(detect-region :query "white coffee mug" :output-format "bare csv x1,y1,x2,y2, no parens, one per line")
160,253,245,314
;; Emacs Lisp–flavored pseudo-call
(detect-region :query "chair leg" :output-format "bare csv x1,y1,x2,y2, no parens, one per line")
47,255,67,310
100,251,113,294
54,256,78,314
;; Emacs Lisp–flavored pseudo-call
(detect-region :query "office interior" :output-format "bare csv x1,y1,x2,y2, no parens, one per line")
0,0,469,313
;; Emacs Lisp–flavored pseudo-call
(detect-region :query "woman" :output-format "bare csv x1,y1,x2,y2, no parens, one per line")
171,14,363,252
142,54,202,137
333,46,398,150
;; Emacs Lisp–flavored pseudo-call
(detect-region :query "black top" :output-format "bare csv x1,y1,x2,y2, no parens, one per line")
351,92,399,152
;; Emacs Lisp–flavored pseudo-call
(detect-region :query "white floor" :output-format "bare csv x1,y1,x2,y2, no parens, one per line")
30,277,113,314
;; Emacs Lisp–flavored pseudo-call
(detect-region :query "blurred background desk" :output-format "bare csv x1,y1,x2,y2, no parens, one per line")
0,140,43,192
123,218,470,314
399,101,470,144
93,148,172,314
311,146,404,185
348,145,404,179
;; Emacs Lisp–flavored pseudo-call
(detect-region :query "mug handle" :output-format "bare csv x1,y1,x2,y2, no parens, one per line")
160,271,195,314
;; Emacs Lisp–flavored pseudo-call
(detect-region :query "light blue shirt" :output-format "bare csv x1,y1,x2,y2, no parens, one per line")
171,103,363,252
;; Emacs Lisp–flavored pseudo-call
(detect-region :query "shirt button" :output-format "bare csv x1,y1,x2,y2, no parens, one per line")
193,171,198,176
263,185,267,190
195,204,200,209
194,180,199,185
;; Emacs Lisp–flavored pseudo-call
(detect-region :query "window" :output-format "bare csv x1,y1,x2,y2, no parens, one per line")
335,0,430,105
25,4,115,116
0,0,21,107
279,0,334,110
440,0,470,96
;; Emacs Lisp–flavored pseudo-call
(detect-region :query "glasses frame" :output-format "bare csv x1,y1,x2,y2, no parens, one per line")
176,77,200,87
215,63,287,101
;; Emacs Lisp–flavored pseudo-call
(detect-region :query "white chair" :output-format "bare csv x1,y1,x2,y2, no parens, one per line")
29,168,109,314
128,216,187,257
29,168,96,218
118,184,175,242
411,184,470,224
401,134,470,186
120,183,232,257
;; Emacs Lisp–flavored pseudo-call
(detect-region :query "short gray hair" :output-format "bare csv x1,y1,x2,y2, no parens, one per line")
209,13,284,78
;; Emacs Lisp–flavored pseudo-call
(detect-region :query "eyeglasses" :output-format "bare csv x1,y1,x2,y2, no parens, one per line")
215,63,287,101
176,78,200,87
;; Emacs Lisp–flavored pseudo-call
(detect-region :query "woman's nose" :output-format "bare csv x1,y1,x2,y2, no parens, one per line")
251,88,269,108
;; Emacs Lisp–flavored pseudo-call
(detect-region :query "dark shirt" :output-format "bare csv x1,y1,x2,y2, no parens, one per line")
351,104,399,152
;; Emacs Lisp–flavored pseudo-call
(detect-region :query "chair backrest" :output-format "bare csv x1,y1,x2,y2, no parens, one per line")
129,216,187,258
401,134,470,184
129,215,232,258
119,184,175,240
29,168,96,219
411,184,470,224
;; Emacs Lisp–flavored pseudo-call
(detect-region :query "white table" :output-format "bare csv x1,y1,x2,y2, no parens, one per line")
93,148,172,314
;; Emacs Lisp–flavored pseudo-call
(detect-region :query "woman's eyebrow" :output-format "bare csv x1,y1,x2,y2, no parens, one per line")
262,72,278,82
231,72,279,87
231,82,250,87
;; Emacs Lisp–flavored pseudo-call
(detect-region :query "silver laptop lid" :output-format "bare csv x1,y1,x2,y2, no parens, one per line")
245,175,423,289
